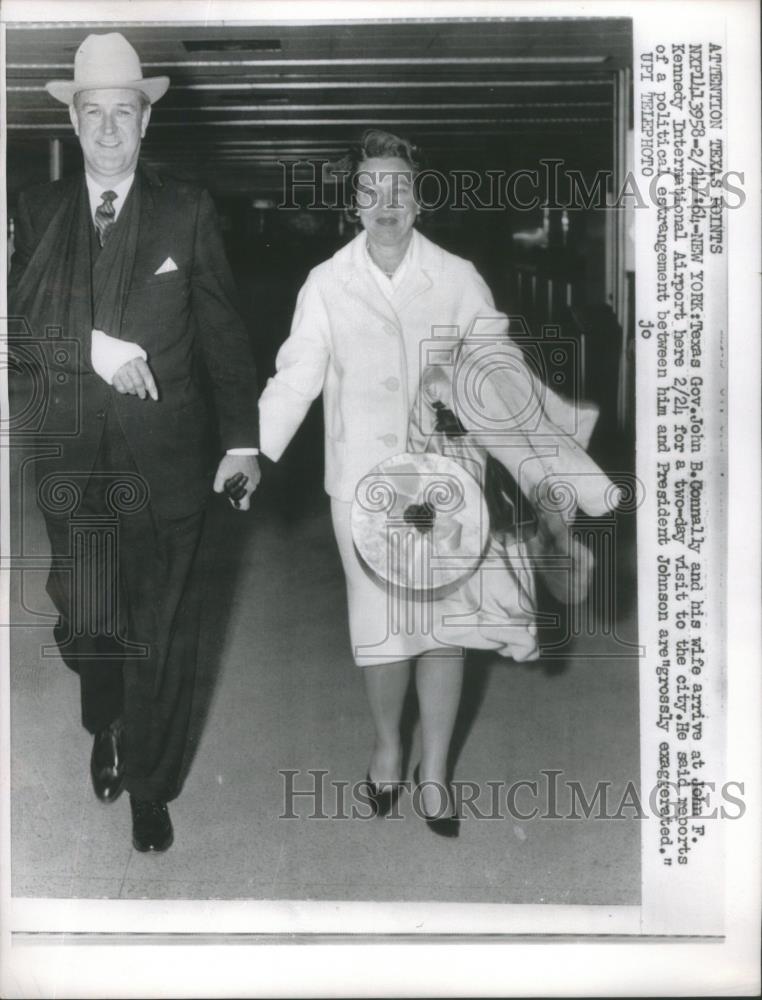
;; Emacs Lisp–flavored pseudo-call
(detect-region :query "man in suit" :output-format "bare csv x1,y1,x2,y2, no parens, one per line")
9,32,260,852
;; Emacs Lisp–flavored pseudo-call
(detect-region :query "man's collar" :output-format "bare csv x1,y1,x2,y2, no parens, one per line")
84,171,135,205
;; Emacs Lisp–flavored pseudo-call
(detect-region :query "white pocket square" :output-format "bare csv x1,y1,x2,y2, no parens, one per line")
154,257,178,275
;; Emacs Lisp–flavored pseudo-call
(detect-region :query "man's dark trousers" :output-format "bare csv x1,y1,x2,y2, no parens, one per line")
43,406,206,803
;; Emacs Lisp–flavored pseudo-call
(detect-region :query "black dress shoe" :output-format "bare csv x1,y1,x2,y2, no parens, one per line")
130,797,174,853
364,774,404,818
413,766,460,839
90,720,124,803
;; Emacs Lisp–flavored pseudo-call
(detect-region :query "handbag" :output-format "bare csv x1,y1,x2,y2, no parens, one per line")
409,365,596,605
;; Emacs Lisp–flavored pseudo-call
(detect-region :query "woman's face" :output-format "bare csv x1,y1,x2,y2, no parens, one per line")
355,155,419,247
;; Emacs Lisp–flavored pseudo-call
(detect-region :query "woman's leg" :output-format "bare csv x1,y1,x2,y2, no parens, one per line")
415,651,464,816
363,659,411,785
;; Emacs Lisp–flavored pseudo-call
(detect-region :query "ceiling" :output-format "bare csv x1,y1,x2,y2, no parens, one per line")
5,18,632,194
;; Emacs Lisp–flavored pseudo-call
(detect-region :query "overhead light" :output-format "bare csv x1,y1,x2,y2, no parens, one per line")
182,39,282,53
218,95,290,105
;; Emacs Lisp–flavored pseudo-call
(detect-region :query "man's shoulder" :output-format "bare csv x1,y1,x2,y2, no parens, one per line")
16,169,208,216
17,174,80,212
14,175,83,239
140,166,209,208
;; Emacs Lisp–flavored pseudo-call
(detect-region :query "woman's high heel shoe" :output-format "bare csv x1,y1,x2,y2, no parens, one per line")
364,774,403,818
413,766,460,839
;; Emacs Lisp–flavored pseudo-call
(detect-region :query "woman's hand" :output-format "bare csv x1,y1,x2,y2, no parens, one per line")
420,365,453,407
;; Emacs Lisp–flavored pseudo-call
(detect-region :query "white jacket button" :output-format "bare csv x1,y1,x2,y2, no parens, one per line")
384,377,400,391
382,433,398,447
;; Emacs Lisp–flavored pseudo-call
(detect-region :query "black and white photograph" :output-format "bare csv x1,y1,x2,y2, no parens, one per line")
0,1,759,997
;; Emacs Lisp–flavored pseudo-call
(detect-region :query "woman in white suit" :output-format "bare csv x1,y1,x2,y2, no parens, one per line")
259,130,616,836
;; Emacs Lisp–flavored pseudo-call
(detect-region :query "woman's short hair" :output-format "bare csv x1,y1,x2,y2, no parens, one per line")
333,129,424,207
349,128,423,175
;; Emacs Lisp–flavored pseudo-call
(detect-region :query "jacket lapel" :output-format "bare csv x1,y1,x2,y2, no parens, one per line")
339,229,443,329
91,170,143,337
339,235,401,328
395,231,443,312
128,165,159,289
392,267,433,313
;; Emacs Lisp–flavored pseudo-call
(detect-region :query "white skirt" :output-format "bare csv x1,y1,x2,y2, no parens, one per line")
331,498,539,668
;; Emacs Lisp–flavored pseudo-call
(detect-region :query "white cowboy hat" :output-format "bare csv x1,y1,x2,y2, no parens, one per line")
46,32,169,105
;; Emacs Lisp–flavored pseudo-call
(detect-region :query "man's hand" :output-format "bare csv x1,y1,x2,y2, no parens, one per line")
112,357,159,401
213,454,261,511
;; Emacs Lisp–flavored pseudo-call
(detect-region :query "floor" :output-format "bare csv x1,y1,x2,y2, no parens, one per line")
9,427,641,904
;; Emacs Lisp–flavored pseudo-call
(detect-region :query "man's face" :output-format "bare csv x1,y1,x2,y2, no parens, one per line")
69,88,150,183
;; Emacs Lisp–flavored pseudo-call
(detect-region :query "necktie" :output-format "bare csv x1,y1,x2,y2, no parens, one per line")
94,190,117,247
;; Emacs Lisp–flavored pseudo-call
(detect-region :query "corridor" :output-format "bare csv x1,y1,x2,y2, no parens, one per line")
10,442,640,904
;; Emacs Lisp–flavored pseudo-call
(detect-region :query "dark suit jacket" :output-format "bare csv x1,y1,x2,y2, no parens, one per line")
9,165,258,518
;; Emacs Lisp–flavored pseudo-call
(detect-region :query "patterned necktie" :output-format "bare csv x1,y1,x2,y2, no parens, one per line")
94,190,117,247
